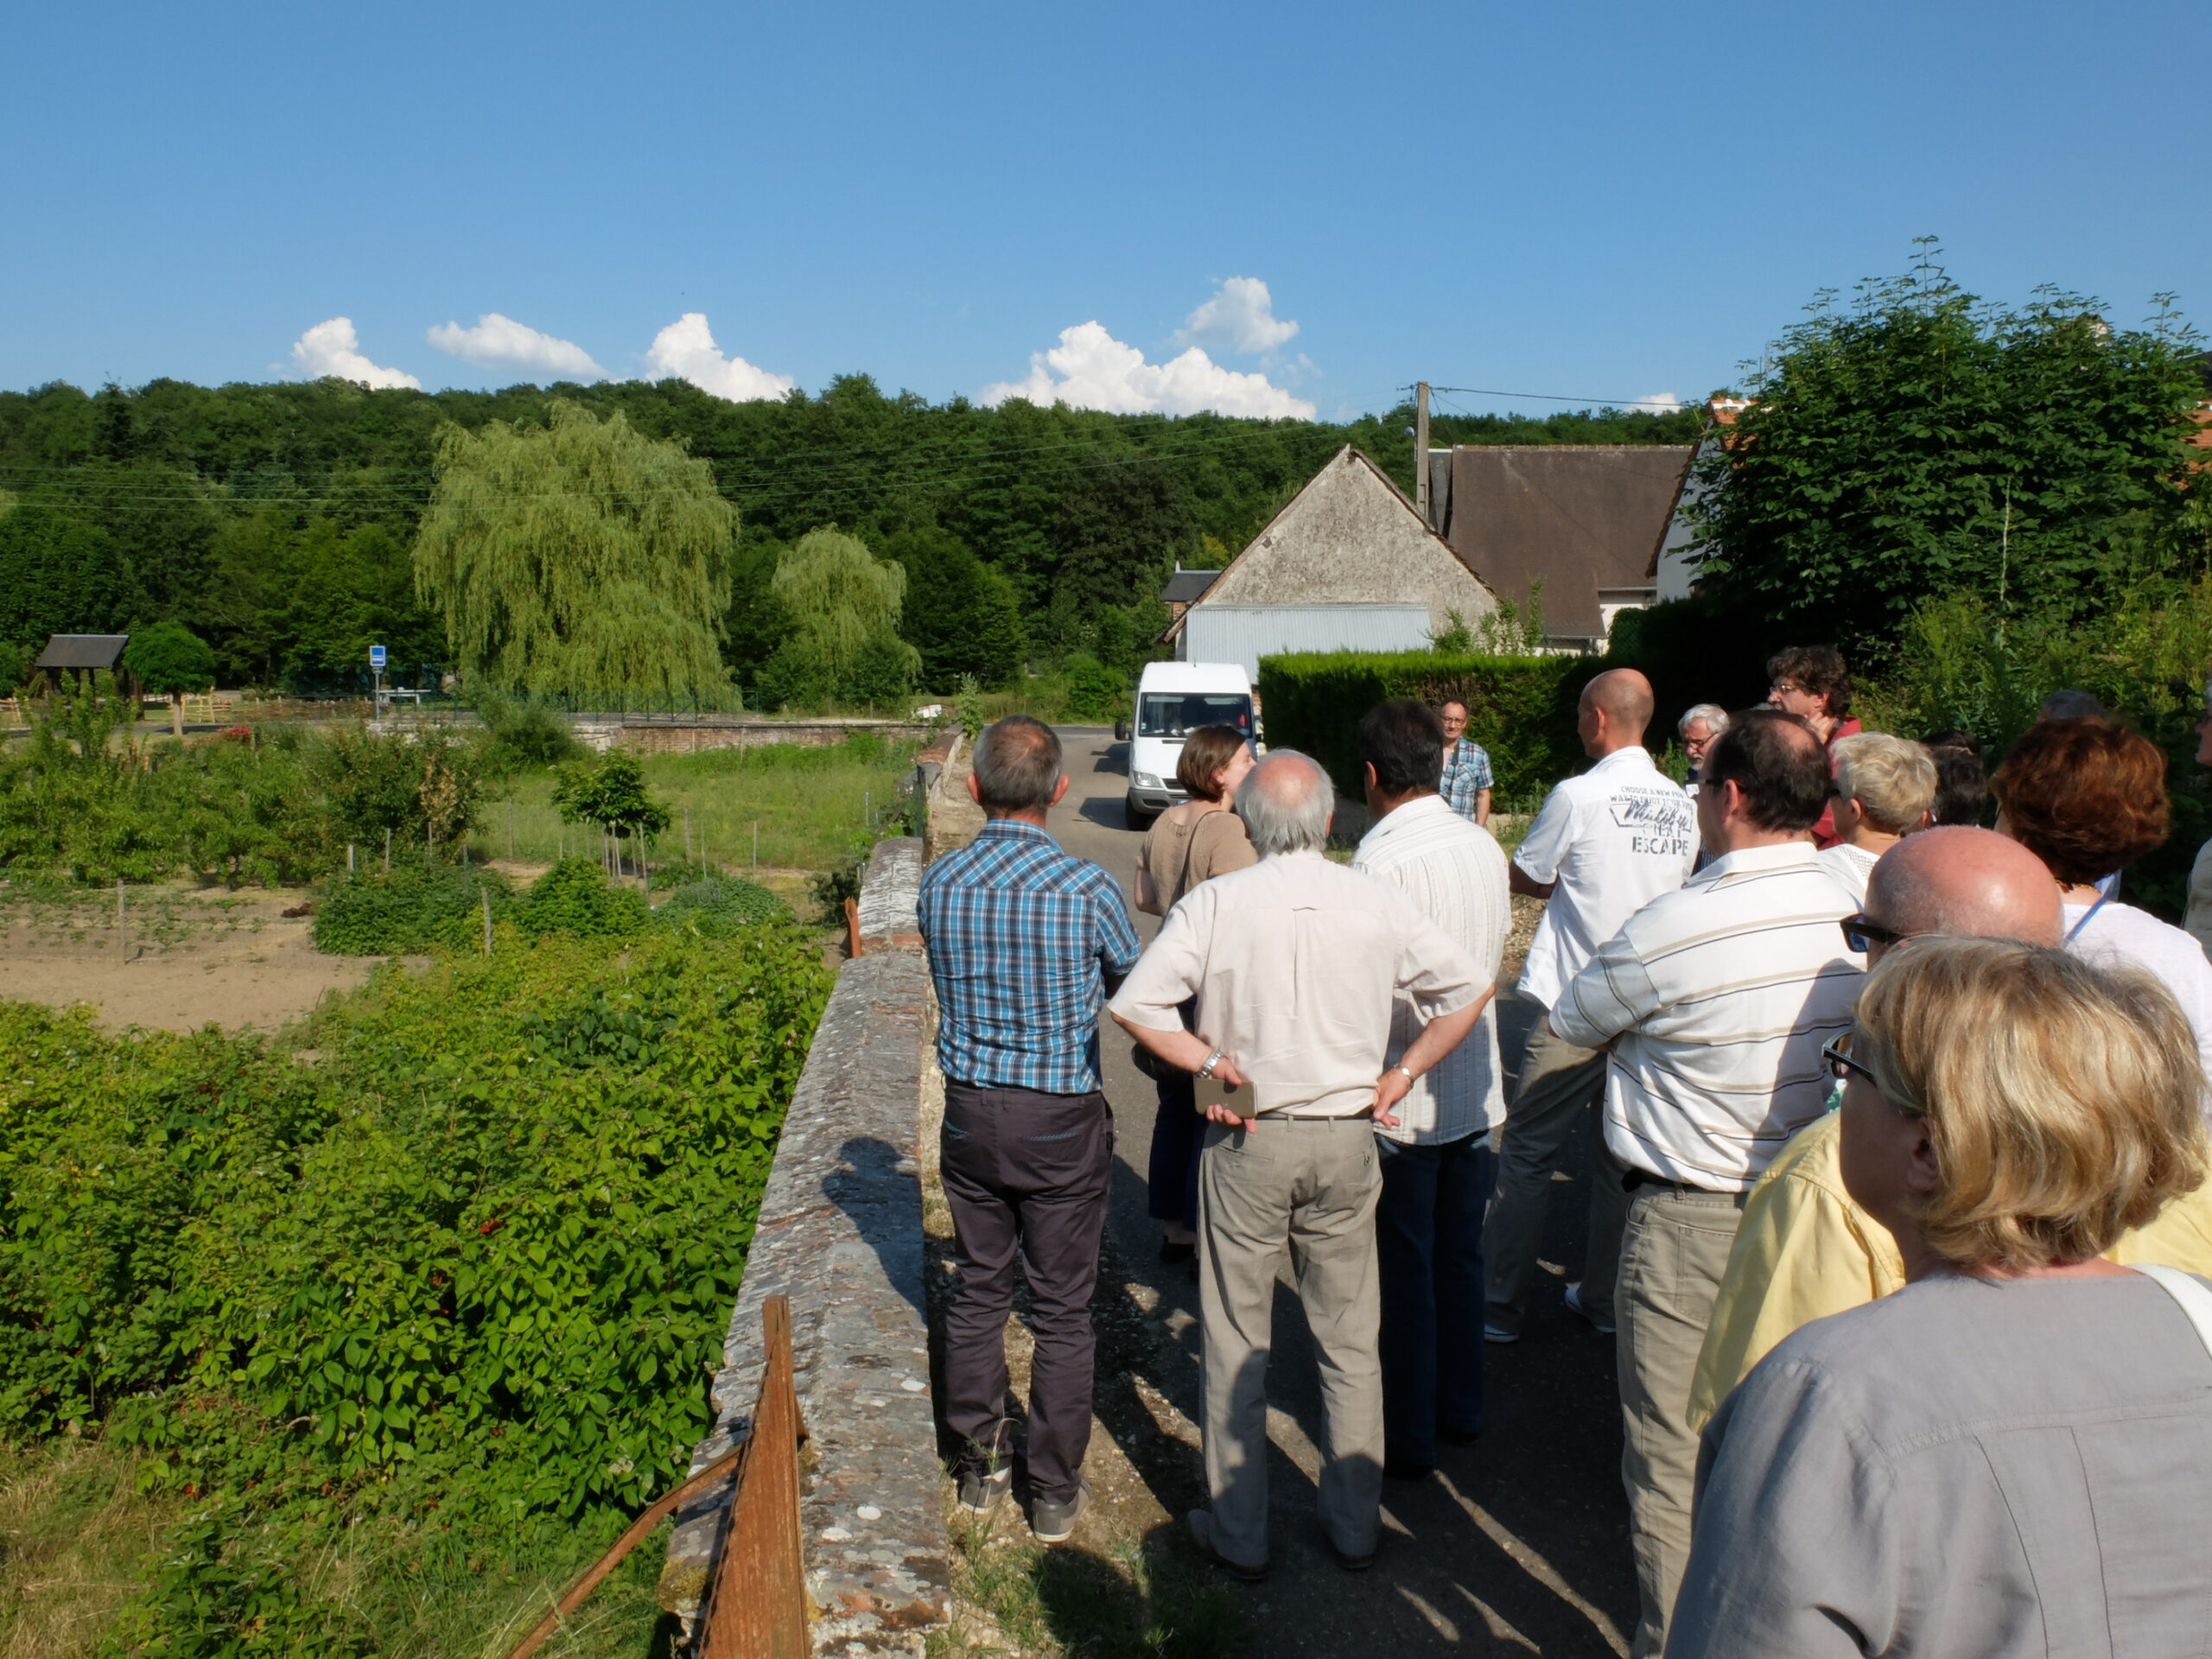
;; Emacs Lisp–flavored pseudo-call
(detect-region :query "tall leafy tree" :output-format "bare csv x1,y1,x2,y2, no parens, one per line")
886,525,1027,690
122,620,216,737
412,401,733,696
1688,251,2209,645
759,528,920,710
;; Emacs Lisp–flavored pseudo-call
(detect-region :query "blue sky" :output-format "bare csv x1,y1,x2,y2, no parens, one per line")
4,0,2204,422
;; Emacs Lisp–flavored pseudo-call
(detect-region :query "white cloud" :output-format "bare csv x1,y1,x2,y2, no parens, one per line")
1177,276,1299,356
1629,391,1684,415
426,313,603,380
289,318,420,390
644,313,795,403
980,321,1316,419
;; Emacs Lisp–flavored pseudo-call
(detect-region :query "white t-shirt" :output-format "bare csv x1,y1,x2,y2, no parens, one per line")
2064,899,2212,1087
1514,746,1697,1010
1815,842,1881,906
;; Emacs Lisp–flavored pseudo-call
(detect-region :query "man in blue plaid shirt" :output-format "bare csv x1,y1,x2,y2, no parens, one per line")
918,715,1140,1543
1438,698,1494,824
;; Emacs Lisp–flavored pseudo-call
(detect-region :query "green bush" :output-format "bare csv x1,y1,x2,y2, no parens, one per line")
1060,652,1127,721
514,855,651,940
0,926,832,1650
656,873,790,936
1256,650,1589,806
314,861,511,954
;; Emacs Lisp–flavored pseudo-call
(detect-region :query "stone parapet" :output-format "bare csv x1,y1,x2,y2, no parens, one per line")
855,838,924,955
658,944,945,1654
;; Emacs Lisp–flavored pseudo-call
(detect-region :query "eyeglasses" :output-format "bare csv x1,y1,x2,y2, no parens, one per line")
1821,1033,1878,1086
1840,913,1901,953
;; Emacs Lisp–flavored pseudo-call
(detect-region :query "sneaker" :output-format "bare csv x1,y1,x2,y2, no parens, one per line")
957,1464,1013,1516
1031,1482,1090,1543
1438,1423,1482,1447
1483,1323,1520,1344
1187,1509,1268,1582
1564,1281,1616,1335
1326,1532,1378,1573
1383,1456,1435,1483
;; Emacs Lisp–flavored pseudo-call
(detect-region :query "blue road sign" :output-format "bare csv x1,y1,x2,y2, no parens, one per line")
369,645,387,670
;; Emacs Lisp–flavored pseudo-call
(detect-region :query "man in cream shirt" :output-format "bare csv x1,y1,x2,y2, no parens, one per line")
1110,751,1490,1580
1485,668,1695,1342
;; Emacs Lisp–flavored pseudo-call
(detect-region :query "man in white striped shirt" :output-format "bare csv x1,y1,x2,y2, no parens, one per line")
1352,701,1512,1479
1548,708,1863,1658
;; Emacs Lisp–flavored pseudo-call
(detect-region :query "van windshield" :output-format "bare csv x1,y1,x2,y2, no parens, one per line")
1138,693,1254,739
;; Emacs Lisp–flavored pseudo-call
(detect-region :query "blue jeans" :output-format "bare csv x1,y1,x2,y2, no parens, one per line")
1375,1132,1495,1467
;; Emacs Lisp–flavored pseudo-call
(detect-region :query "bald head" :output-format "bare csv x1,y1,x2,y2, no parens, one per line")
1235,749,1337,855
1866,825,2062,953
1579,668,1655,755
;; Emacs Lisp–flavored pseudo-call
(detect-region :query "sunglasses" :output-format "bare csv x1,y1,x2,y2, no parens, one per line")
1840,913,1901,953
1821,1033,1878,1086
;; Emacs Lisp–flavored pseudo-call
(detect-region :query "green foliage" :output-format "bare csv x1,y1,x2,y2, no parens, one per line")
0,638,26,695
656,874,791,937
1060,652,1128,722
310,725,485,853
122,620,217,697
957,673,986,741
1256,649,1586,805
513,856,651,941
413,401,734,696
0,927,831,1651
471,687,583,773
887,524,1027,690
1689,251,2209,645
552,750,672,842
759,528,923,712
313,861,512,954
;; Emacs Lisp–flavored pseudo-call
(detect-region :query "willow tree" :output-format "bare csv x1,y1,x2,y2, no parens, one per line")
758,528,921,709
413,401,733,696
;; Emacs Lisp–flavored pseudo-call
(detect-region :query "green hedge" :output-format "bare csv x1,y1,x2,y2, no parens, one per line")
1257,650,1591,805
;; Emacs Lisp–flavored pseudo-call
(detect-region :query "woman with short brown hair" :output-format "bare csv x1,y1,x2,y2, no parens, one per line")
1134,724,1256,1259
1992,715,2212,1082
1672,939,2212,1656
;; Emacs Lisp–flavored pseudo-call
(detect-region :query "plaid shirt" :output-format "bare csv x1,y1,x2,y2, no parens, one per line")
1439,740,1494,818
918,819,1141,1095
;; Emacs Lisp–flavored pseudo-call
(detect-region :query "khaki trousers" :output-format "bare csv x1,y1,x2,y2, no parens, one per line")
1198,1116,1383,1568
1615,1184,1746,1658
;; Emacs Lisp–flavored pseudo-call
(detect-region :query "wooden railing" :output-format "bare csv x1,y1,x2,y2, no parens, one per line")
504,1296,810,1659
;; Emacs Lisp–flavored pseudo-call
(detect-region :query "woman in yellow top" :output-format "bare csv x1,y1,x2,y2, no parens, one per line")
1134,725,1256,1260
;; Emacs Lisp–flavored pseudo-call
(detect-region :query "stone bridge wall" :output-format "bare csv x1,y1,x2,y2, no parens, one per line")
659,836,946,1655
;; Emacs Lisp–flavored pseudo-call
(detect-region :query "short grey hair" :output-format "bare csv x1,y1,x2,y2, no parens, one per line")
1679,702,1731,739
1235,750,1335,855
973,715,1062,812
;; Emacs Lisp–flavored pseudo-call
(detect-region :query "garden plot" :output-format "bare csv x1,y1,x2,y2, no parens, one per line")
0,882,378,1032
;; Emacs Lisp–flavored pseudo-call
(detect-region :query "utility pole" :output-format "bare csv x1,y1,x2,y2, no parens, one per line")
1414,382,1432,525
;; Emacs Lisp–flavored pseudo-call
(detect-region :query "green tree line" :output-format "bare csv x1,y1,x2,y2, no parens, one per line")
0,372,1698,700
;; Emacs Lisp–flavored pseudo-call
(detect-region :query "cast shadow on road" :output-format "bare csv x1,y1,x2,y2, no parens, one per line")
1087,1007,1637,1657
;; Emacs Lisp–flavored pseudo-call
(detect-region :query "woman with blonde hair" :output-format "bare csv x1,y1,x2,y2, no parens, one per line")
1134,724,1256,1259
1671,938,2212,1656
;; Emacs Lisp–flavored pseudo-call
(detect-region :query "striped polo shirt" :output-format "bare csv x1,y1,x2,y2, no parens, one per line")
1548,841,1865,1193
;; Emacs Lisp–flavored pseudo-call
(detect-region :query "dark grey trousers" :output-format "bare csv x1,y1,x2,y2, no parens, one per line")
939,1080,1113,1505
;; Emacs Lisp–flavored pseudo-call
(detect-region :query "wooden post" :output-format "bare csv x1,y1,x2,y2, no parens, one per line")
117,879,126,958
753,822,760,871
385,828,391,873
482,887,493,955
698,1297,810,1659
1414,380,1432,524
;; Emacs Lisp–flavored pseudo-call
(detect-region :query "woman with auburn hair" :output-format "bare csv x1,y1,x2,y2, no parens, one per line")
1133,724,1256,1261
1992,715,2212,1082
1672,939,2212,1657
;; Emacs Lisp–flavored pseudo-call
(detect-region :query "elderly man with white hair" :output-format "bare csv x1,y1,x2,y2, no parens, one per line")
1679,703,1730,794
1111,751,1492,1580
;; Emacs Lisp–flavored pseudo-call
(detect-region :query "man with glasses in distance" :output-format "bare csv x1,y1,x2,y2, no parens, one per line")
1543,707,1863,1657
1689,823,2212,1435
1677,703,1729,796
1436,697,1492,826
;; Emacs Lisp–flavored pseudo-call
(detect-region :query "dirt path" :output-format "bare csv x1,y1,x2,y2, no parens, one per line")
0,889,376,1033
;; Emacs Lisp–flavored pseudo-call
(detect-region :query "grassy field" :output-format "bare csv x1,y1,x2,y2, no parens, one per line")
467,734,922,874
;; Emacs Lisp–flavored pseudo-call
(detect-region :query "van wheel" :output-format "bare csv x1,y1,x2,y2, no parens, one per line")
1124,797,1154,832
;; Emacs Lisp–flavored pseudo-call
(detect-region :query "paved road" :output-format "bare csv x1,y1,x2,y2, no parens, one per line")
1049,726,1637,1658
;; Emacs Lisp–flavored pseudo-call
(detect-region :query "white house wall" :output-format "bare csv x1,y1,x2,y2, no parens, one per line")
1182,605,1433,680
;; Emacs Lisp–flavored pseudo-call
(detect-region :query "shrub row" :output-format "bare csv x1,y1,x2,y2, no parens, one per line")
1257,649,1592,806
0,926,833,1650
313,858,788,954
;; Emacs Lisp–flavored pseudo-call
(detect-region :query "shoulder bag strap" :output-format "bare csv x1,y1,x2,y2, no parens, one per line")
2132,1262,2212,1363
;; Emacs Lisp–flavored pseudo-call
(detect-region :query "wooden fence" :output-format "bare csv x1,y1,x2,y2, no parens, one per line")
504,1295,810,1659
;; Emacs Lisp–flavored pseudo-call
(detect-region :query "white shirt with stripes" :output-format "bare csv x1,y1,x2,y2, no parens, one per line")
1353,793,1512,1144
1548,840,1866,1193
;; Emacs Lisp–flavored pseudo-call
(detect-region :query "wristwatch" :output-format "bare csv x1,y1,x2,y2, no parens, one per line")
1196,1049,1224,1080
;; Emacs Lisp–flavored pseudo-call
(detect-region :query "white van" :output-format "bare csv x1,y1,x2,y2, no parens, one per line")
1116,661,1256,830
